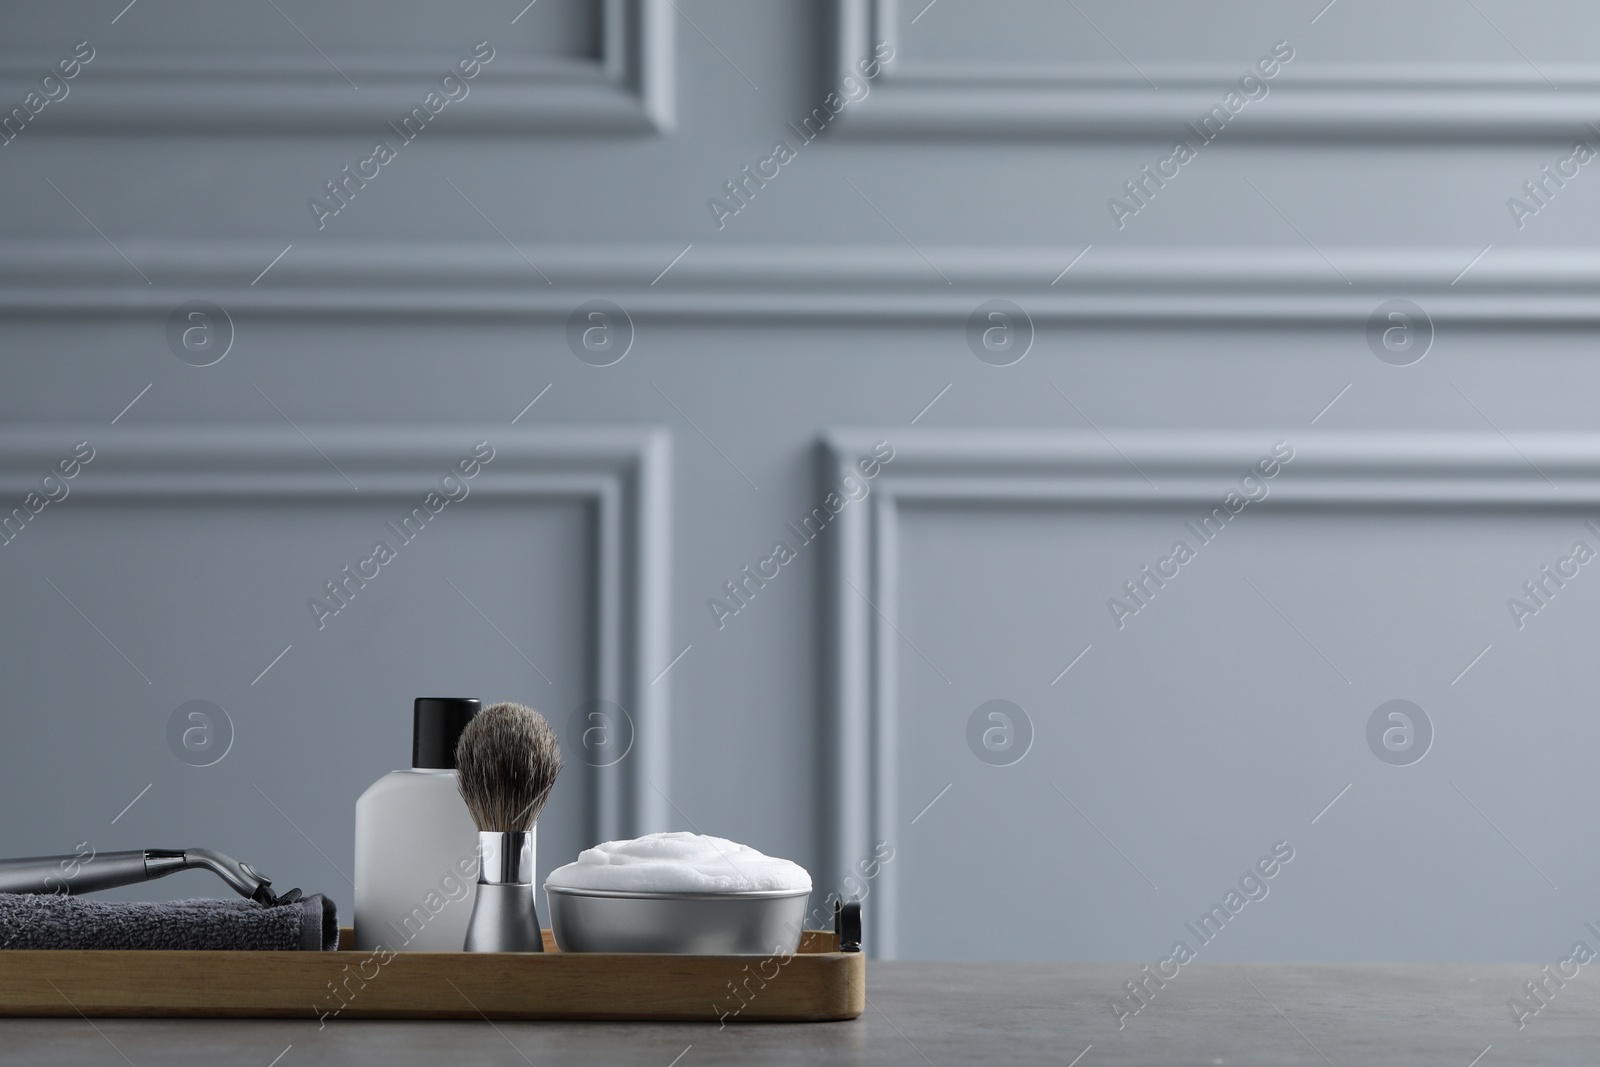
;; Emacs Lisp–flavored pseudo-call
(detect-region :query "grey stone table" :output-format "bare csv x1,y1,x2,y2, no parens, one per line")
0,962,1590,1065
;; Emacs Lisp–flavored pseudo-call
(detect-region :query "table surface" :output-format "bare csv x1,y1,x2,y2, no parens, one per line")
0,961,1591,1066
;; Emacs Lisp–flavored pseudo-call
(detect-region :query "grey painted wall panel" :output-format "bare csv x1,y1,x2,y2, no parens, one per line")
1,0,1597,963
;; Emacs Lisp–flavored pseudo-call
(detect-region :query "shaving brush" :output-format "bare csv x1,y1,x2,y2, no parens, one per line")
456,702,562,952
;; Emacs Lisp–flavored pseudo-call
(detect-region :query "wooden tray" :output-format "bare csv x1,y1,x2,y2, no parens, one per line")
0,928,863,1022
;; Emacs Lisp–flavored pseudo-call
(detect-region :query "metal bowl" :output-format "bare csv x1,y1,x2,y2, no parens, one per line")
544,885,811,954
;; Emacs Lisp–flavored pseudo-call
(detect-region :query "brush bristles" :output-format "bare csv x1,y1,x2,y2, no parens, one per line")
455,702,562,833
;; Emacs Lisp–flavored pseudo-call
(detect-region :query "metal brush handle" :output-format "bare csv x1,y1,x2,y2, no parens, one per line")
463,831,543,952
463,883,543,952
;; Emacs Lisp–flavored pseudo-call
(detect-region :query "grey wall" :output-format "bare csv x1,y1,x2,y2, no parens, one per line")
2,0,1599,963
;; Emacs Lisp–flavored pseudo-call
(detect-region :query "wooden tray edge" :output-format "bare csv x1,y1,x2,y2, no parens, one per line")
0,928,865,1022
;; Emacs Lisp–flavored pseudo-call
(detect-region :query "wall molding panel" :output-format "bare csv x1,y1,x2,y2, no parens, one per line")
9,240,1600,325
833,0,1595,139
0,0,673,133
0,424,673,844
820,429,1600,956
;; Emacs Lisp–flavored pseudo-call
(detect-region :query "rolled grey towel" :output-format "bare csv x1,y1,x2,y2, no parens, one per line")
0,893,337,951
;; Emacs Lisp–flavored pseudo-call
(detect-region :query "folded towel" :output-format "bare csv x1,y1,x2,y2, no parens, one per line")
0,893,337,951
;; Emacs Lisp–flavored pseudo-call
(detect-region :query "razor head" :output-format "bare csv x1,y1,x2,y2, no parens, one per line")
182,849,302,907
251,882,303,907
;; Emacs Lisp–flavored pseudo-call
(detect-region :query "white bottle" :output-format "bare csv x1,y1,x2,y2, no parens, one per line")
354,698,482,952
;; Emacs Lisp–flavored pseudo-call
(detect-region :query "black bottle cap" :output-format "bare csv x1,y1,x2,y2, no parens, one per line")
412,697,481,769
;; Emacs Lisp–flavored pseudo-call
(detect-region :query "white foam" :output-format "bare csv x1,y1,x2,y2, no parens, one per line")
545,831,812,894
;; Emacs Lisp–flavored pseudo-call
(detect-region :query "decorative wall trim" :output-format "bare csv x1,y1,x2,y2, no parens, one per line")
8,240,1600,325
0,425,672,844
820,429,1600,957
0,0,672,133
833,0,1592,139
